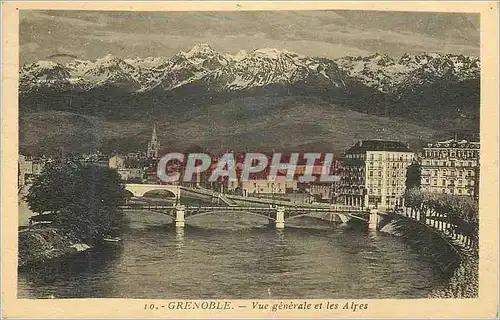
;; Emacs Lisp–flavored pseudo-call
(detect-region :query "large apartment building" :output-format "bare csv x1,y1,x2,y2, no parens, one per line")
339,140,415,209
419,139,480,197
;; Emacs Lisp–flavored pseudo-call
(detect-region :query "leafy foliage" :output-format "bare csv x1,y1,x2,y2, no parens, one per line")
405,161,421,190
27,159,126,242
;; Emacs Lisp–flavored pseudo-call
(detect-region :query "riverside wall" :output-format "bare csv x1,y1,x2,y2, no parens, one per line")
376,213,478,298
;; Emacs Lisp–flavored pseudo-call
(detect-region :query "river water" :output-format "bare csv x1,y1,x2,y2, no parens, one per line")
18,210,447,299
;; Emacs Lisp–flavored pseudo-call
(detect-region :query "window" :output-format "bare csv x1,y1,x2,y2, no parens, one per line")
370,154,374,160
458,180,462,185
442,180,446,186
458,189,462,194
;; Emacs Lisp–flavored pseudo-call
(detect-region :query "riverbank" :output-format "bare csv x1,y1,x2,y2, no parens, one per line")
18,226,93,269
379,214,478,298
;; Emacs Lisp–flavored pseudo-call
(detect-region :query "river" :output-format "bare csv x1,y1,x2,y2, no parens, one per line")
17,208,448,299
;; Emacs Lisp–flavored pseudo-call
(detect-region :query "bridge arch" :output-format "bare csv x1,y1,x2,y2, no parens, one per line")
143,189,177,198
124,189,134,198
185,209,275,221
125,184,180,198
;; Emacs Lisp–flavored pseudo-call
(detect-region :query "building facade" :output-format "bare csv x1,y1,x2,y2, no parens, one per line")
419,139,480,197
241,175,298,196
339,140,415,209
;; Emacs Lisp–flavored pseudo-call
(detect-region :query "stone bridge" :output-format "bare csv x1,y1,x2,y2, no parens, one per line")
120,203,372,229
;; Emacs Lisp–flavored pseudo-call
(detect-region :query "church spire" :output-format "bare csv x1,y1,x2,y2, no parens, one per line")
151,123,157,143
147,123,160,159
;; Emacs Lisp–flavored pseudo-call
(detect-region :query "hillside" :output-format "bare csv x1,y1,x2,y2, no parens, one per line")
20,97,444,156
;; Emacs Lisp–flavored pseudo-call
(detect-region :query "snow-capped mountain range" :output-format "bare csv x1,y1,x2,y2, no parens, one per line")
19,43,479,95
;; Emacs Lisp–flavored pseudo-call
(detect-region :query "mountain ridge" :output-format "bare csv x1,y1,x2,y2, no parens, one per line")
20,44,479,95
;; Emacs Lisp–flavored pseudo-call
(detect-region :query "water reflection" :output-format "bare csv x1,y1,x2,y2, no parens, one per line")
175,226,185,251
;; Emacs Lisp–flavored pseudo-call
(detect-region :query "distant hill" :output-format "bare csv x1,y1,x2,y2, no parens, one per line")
20,96,447,156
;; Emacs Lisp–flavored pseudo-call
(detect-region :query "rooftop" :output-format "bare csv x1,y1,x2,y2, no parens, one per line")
426,139,480,149
346,140,413,153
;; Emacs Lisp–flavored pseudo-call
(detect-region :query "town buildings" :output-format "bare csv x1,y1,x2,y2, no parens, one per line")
18,155,50,187
107,124,163,183
339,140,415,209
240,175,298,196
419,139,480,197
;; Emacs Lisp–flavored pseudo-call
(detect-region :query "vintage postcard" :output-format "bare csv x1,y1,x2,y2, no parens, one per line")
1,1,499,318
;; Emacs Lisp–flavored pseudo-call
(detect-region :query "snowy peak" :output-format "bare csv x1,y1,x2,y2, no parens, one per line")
185,43,217,57
20,61,72,91
335,52,479,93
19,46,479,95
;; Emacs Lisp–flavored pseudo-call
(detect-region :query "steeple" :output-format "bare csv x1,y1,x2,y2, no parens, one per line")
151,123,157,143
147,123,160,159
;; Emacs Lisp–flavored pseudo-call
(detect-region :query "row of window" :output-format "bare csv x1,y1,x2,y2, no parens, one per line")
421,160,477,167
367,179,404,187
368,188,405,195
346,153,414,161
423,186,473,195
423,149,479,159
368,162,408,169
423,178,475,187
422,169,475,177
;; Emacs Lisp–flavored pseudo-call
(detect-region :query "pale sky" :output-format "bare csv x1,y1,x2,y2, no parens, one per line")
19,10,480,65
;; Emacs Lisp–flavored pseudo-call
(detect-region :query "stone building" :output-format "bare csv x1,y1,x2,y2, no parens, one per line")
419,139,480,197
108,155,125,169
339,140,415,209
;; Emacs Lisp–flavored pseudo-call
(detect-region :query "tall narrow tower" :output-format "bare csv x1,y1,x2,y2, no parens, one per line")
147,123,161,159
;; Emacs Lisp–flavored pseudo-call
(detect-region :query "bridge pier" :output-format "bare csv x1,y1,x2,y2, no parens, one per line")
369,208,379,230
275,207,285,229
175,205,186,228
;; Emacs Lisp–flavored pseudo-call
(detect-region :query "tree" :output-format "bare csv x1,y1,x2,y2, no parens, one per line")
405,161,421,190
27,159,126,242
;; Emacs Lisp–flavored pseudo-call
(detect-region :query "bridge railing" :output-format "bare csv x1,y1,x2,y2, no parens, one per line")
395,206,477,251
